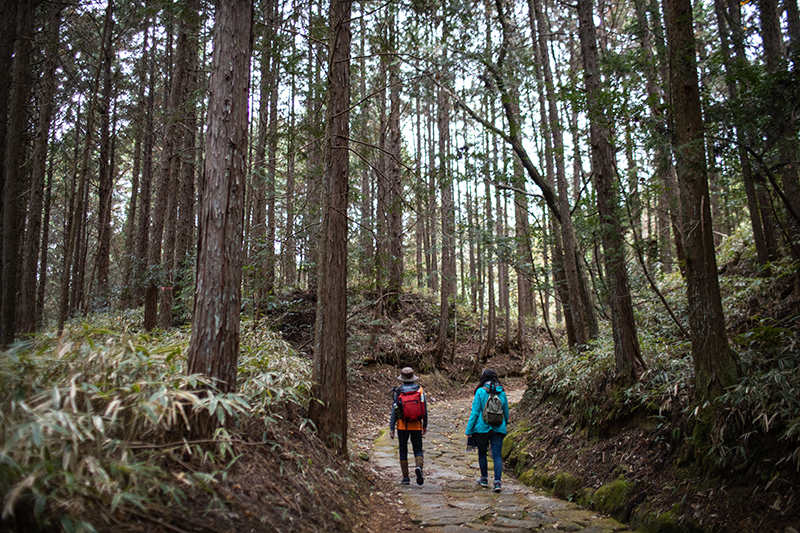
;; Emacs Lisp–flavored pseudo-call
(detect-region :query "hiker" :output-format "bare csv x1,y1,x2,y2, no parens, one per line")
389,367,428,485
465,368,510,492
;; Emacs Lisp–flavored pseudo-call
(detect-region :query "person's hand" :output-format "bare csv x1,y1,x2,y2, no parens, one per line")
422,428,427,436
390,430,395,439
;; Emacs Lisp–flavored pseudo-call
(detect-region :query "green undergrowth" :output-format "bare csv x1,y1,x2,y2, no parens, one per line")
513,229,800,531
0,311,319,532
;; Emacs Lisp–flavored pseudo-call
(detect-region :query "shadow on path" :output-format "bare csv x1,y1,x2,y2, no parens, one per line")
371,387,630,532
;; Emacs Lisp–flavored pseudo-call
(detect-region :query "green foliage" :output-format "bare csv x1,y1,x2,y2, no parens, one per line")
0,313,311,528
525,331,692,434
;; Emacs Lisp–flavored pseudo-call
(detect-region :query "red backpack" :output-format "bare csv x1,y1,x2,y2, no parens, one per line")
396,389,426,422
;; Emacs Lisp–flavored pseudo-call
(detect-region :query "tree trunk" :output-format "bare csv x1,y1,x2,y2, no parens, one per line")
187,0,253,405
435,90,456,367
37,155,54,329
134,28,155,309
478,159,496,367
309,0,351,454
434,6,455,367
175,4,200,319
578,0,645,381
158,11,195,329
386,13,404,312
122,26,148,307
1,0,34,345
95,0,115,305
530,0,590,347
19,3,60,335
665,0,739,402
284,40,297,286
0,0,19,312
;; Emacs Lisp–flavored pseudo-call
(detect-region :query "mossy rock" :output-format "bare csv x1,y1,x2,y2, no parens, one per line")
576,487,595,508
501,433,518,460
553,472,582,501
518,468,536,486
592,477,635,522
517,467,555,490
533,472,556,490
631,503,706,533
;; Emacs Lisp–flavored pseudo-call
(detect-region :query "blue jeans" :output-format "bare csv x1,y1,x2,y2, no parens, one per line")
474,431,505,481
398,429,423,462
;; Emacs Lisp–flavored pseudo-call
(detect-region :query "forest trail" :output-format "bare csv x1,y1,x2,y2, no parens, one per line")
371,385,630,532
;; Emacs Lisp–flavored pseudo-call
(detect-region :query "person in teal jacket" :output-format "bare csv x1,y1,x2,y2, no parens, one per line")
464,368,510,492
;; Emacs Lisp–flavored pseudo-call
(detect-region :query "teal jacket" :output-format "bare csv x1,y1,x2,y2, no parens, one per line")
465,384,510,435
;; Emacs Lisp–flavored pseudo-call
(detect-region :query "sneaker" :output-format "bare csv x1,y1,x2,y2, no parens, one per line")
478,477,488,488
415,466,424,486
401,477,410,485
493,480,501,492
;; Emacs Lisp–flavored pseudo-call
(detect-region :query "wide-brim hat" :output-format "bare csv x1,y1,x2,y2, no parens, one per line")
397,367,419,382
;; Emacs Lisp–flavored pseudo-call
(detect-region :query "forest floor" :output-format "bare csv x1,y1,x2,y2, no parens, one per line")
42,288,798,532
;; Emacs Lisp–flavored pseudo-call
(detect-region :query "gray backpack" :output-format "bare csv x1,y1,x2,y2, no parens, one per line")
482,385,504,426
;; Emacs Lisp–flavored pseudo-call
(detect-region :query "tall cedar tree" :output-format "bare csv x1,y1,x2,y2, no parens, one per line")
577,0,645,381
309,0,352,454
187,0,254,427
665,0,739,402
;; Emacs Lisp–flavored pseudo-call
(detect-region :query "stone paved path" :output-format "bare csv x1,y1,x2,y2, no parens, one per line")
371,387,630,532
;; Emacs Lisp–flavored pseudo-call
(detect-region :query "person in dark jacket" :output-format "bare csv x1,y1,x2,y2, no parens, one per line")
465,368,510,492
389,367,428,485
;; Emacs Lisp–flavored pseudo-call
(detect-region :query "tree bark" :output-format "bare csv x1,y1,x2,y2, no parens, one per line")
134,28,156,310
309,0,351,454
577,0,645,382
530,0,590,347
665,0,739,402
37,155,54,329
1,0,34,345
434,7,455,367
0,0,19,308
386,13,404,312
122,25,149,307
19,3,60,335
187,0,254,405
95,0,115,304
175,3,200,319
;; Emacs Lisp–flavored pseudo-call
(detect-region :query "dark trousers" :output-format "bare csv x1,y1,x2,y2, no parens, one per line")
474,431,505,481
397,429,423,461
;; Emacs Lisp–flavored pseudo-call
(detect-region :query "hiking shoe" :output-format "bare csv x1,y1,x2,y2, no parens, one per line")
493,480,501,492
478,477,488,488
415,466,424,485
401,477,410,485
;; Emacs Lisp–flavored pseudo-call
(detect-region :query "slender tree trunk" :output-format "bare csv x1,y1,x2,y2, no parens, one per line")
95,0,115,304
434,80,456,367
158,11,195,329
187,0,254,408
309,0,351,454
134,27,155,308
253,0,273,307
19,3,60,335
122,28,148,306
665,0,739,402
284,36,297,286
59,11,104,329
530,0,589,347
386,13,404,312
478,161,497,366
578,0,644,381
175,4,200,319
37,155,54,328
